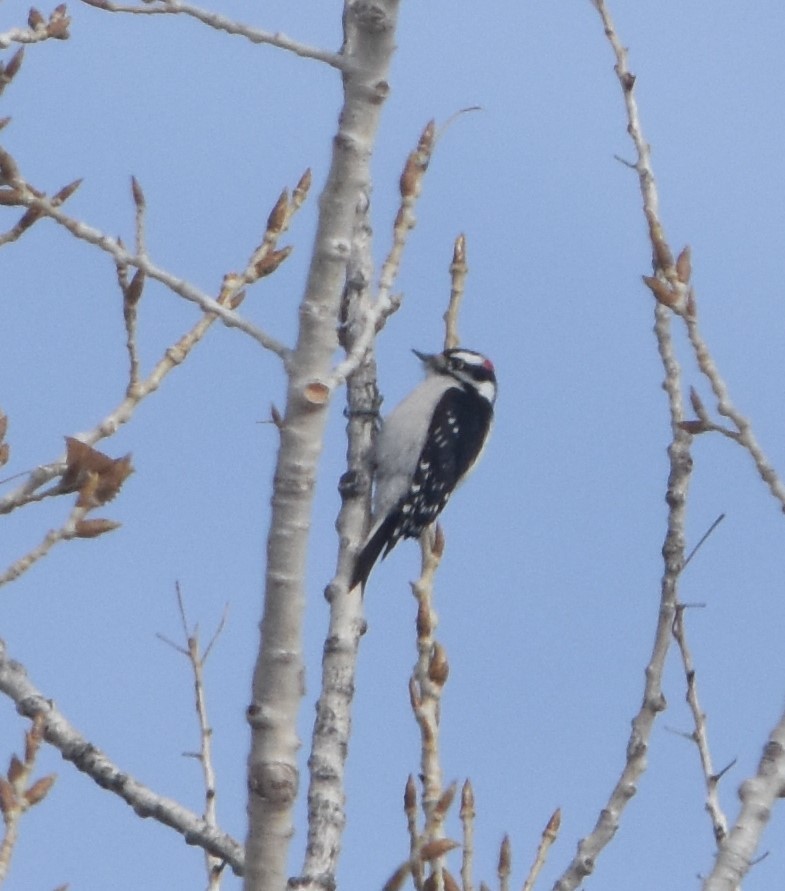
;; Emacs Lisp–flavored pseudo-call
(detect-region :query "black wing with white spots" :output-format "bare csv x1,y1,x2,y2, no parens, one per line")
352,385,493,589
384,384,493,549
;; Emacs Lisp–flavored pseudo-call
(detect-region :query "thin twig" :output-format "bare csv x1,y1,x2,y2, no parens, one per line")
671,606,729,844
409,526,448,891
79,0,345,69
443,234,467,351
330,121,436,388
522,809,560,891
0,501,90,587
459,780,475,891
159,583,228,888
682,513,725,573
0,640,244,873
8,179,290,356
554,4,693,887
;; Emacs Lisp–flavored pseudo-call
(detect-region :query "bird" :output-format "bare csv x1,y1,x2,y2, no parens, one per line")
351,347,497,590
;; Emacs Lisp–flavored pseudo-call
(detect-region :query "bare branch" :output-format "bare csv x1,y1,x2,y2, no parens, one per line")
554,4,694,887
459,780,475,891
330,119,436,388
0,640,244,874
702,711,785,891
443,234,467,351
672,606,730,844
522,810,561,891
79,0,344,69
12,184,290,356
162,584,228,889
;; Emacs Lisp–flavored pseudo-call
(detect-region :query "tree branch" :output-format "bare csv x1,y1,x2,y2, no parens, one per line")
79,0,345,69
702,711,785,891
243,3,401,888
0,640,244,874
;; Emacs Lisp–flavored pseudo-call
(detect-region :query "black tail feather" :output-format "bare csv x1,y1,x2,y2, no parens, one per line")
350,512,398,591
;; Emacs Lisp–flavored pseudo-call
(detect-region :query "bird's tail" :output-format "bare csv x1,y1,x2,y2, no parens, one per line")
350,513,397,592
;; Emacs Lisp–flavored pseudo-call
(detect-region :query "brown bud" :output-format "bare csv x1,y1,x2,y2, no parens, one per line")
4,48,24,83
416,598,431,639
0,776,16,815
254,245,292,279
28,8,45,29
292,168,312,209
24,774,55,806
434,781,457,819
382,862,411,891
689,386,705,417
130,176,146,211
428,643,449,687
442,870,460,891
544,807,562,838
74,518,122,539
52,178,82,206
266,188,289,234
460,780,475,818
125,269,145,308
25,716,45,761
675,245,692,284
0,443,9,467
8,754,24,784
452,233,466,267
0,411,7,441
642,274,679,308
420,838,459,861
404,774,417,812
498,834,511,876
678,420,707,435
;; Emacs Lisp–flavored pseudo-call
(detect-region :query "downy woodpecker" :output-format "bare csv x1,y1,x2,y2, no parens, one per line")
351,347,497,590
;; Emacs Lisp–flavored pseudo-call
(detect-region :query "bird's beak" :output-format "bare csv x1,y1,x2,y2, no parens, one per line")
412,348,442,371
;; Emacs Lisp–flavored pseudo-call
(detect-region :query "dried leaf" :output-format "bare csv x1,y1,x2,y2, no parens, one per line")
62,437,133,505
24,773,56,806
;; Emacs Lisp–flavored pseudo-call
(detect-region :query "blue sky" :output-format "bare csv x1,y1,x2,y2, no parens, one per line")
3,2,785,889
